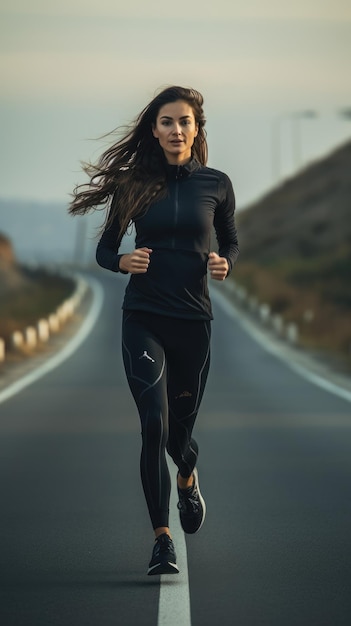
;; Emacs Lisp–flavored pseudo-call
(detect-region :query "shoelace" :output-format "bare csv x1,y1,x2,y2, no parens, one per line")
178,488,200,514
155,536,172,554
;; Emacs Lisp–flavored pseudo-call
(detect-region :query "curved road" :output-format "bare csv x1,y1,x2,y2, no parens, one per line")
1,272,351,626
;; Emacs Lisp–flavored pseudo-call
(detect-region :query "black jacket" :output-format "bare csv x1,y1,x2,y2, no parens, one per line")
96,159,239,320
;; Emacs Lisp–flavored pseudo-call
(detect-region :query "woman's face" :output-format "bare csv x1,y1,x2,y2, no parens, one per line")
152,100,198,165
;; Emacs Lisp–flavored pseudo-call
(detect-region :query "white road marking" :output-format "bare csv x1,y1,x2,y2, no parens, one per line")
0,277,104,406
158,461,191,626
0,274,193,622
212,288,351,404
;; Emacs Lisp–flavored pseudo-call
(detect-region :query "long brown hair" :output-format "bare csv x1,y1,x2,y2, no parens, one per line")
68,86,207,238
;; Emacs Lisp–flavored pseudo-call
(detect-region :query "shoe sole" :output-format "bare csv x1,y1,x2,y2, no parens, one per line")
191,468,207,533
147,561,180,576
179,467,206,534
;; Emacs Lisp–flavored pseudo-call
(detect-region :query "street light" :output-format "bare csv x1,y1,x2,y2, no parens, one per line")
271,109,317,185
271,114,283,184
290,110,317,170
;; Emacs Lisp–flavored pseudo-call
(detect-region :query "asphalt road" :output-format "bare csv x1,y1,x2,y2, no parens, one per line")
1,272,351,626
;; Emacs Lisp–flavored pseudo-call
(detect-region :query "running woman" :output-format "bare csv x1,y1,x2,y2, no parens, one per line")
69,86,239,575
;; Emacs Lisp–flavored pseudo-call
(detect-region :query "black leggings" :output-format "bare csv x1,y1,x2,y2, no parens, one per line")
122,311,211,529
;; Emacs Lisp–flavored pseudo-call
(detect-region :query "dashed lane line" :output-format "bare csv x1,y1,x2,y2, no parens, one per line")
158,460,191,626
0,275,193,623
0,275,193,624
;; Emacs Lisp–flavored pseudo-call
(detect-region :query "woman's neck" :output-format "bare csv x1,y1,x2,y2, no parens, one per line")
165,155,192,166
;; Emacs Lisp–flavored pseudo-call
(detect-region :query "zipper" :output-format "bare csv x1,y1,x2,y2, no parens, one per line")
172,166,180,249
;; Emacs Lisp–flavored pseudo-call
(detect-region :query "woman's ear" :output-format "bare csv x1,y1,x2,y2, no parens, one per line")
152,124,158,139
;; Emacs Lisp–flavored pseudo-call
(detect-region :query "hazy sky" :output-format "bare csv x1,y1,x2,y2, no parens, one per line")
1,0,351,208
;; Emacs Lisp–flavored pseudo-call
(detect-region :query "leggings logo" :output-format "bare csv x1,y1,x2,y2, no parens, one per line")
139,350,155,363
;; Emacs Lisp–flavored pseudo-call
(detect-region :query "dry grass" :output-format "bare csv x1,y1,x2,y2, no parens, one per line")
232,139,351,369
231,258,351,363
0,268,75,349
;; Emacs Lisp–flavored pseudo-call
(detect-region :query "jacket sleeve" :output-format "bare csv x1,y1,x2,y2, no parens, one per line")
213,173,239,275
95,193,128,273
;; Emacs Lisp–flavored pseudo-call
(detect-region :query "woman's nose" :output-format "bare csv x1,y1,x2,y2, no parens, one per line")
172,123,182,134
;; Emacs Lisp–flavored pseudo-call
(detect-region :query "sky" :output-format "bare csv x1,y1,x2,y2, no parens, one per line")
1,0,351,210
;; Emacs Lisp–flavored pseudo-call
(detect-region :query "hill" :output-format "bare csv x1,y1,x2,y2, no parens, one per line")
0,232,30,294
234,139,351,363
0,232,74,350
237,140,351,262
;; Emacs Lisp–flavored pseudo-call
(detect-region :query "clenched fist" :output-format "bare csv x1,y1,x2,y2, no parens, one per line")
119,247,152,274
208,251,229,281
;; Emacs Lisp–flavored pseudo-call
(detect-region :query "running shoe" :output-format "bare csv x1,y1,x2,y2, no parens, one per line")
147,533,179,576
177,467,206,534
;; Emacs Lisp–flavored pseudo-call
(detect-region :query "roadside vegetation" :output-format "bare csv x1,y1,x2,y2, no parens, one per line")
0,233,74,349
233,139,351,369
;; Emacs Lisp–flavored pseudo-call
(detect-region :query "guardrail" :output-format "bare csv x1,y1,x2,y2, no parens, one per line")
222,279,300,346
0,273,88,364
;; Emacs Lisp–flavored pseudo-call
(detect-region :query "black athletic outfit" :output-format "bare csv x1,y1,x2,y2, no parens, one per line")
96,159,239,529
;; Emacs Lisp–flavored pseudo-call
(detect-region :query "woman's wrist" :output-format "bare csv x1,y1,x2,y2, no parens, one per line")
118,254,129,274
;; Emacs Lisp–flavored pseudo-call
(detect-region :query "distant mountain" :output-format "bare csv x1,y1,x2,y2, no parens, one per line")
0,198,102,264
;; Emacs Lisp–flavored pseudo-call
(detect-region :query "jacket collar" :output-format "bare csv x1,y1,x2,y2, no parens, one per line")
165,158,200,179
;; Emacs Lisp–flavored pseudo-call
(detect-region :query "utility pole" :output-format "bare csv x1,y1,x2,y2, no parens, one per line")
73,218,87,267
271,115,282,184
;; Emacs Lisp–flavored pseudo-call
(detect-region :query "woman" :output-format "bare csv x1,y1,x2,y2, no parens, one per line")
69,86,239,575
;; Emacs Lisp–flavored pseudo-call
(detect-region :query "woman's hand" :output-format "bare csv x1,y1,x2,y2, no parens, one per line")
208,252,229,281
119,247,152,274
